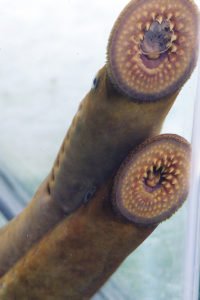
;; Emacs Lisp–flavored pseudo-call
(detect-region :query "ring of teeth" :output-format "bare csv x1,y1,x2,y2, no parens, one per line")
113,135,190,225
107,0,198,101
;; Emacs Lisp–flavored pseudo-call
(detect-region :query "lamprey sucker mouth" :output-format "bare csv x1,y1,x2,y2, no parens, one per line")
107,0,199,101
112,134,191,226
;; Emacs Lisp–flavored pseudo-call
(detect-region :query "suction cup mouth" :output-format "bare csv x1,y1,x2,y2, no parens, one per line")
112,134,191,226
107,0,199,101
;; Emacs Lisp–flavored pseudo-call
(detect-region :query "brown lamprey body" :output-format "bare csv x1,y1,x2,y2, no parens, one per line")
0,64,180,277
0,182,155,300
0,178,66,277
0,134,190,300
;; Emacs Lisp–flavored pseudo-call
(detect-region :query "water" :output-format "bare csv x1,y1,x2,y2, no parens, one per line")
0,1,199,299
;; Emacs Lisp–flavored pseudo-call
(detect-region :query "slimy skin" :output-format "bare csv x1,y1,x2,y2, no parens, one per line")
0,135,191,300
0,0,199,280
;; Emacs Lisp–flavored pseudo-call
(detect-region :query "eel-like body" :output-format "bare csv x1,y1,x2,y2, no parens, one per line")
0,134,191,300
0,0,199,280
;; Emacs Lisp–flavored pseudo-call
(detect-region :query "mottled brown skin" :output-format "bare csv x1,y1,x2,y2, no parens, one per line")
0,68,179,277
0,178,66,277
0,180,156,300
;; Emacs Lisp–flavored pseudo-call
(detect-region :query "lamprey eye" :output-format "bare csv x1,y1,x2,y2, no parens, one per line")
83,186,97,204
107,0,199,101
112,134,191,226
91,75,99,90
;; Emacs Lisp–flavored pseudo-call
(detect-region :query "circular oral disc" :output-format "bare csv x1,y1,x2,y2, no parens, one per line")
107,0,199,101
112,134,191,226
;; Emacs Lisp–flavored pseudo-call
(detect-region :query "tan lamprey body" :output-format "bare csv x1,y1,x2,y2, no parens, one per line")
0,0,199,286
0,135,191,300
0,182,155,300
0,62,180,277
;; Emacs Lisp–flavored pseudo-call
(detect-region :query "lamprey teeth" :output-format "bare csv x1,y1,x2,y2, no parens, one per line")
156,15,163,24
171,45,178,53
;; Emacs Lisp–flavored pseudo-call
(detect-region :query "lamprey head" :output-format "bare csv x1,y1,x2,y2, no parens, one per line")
107,0,199,101
112,134,191,226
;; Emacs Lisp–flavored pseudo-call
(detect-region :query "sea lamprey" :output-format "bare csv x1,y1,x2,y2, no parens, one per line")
0,134,191,300
0,0,199,279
